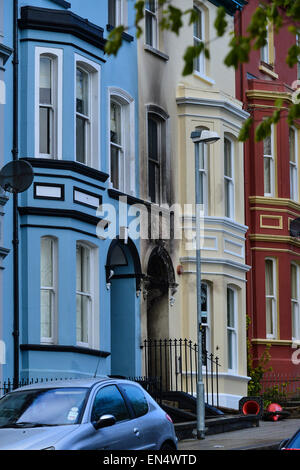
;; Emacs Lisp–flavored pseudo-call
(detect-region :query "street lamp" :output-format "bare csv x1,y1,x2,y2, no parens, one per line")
190,129,220,439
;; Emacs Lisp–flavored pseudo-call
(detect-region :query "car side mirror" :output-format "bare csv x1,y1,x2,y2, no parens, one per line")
94,414,116,430
278,439,289,450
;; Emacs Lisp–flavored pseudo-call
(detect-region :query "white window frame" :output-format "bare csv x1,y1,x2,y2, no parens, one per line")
263,125,275,197
147,113,162,204
74,54,100,169
201,282,211,355
261,23,269,64
108,88,135,195
193,5,205,75
40,236,58,345
145,0,158,49
35,47,63,160
224,136,235,219
227,286,237,373
109,0,127,27
198,140,208,215
76,242,99,349
289,127,298,202
265,258,277,339
291,262,300,342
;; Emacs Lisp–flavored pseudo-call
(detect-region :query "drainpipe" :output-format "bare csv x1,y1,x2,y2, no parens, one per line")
12,0,19,390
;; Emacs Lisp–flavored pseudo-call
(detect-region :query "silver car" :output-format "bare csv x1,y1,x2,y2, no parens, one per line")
0,377,177,450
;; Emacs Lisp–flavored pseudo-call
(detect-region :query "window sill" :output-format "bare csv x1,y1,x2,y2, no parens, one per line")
20,343,111,358
106,24,134,43
144,44,169,62
259,63,278,80
193,71,215,86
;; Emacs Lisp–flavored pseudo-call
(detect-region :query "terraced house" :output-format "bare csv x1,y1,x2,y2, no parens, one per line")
2,0,141,382
138,0,249,409
236,0,300,378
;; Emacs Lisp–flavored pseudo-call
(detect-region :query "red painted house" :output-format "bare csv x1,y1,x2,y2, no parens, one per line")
235,0,300,377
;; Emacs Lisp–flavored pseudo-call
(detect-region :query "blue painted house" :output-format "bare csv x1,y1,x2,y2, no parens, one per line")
2,0,142,383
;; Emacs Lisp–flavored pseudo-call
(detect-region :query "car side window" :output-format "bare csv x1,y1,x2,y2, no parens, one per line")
121,384,149,418
91,385,130,423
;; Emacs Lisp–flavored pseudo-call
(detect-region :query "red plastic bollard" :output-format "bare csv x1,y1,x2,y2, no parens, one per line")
242,400,261,415
266,403,282,421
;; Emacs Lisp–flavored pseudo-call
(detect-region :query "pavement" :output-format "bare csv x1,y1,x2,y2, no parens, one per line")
177,418,300,450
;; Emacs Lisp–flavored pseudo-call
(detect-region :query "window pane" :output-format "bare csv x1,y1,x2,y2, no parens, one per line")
146,0,156,13
76,68,89,116
145,12,154,46
111,145,120,189
148,117,158,161
76,116,86,163
41,238,53,287
91,385,130,422
194,8,202,40
40,57,52,105
292,302,299,339
228,330,233,369
149,161,159,203
291,264,297,299
224,139,232,177
41,290,52,339
266,298,274,336
289,128,296,163
110,101,121,146
39,107,51,155
227,288,235,328
265,260,273,295
121,384,148,418
263,135,271,156
225,180,231,218
264,157,271,194
76,246,90,293
76,294,89,344
108,0,116,26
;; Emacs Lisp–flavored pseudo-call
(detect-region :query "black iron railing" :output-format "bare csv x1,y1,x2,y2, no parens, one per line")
142,338,220,407
260,373,300,400
0,376,163,403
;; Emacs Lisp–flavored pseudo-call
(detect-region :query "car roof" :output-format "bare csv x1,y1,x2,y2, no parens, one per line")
11,376,112,392
9,376,147,392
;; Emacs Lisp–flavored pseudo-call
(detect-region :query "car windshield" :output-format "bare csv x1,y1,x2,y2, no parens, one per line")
0,388,89,428
287,432,300,449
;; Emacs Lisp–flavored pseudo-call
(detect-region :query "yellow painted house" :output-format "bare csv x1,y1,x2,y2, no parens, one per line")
138,0,250,409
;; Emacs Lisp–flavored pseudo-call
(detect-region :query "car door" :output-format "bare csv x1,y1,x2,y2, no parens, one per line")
119,383,157,450
81,384,140,450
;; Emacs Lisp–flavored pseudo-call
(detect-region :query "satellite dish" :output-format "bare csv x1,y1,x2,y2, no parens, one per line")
290,218,300,238
0,160,34,194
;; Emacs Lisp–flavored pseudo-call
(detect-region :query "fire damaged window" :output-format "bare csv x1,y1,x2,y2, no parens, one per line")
147,108,169,205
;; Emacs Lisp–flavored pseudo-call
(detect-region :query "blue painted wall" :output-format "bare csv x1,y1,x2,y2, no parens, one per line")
2,0,141,382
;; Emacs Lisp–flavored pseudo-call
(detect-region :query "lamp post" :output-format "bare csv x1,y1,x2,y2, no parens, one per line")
190,130,220,439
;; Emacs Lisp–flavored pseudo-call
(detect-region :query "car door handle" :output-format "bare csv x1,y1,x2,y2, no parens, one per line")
133,427,140,437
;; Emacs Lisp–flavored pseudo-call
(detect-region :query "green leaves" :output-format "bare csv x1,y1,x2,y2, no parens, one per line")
238,117,253,143
214,7,227,37
160,5,183,35
224,34,251,69
103,1,300,143
104,26,126,56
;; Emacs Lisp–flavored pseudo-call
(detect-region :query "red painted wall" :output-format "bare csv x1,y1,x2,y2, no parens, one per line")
235,0,300,377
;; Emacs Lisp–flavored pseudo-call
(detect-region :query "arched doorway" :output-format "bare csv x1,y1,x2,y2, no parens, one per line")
106,238,142,377
144,244,177,340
